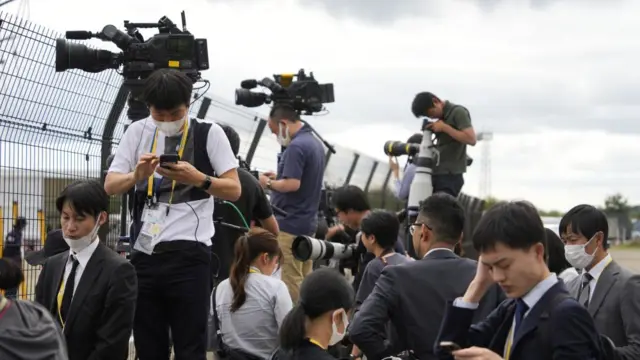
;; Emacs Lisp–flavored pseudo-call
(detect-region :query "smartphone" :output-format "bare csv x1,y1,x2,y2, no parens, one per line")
159,154,179,168
439,341,461,353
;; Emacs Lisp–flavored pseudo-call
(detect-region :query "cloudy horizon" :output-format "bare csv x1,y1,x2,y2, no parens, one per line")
1,0,639,211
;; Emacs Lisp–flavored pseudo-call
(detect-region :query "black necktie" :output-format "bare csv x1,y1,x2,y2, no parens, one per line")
513,299,529,335
60,255,79,322
577,273,593,307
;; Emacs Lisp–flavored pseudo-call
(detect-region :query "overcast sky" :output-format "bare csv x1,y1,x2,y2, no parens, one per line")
2,0,639,211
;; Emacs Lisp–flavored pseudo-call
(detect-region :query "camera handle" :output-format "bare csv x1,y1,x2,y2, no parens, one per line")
300,119,336,154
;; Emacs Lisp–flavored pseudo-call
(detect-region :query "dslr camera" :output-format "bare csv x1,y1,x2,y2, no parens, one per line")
235,69,335,115
54,11,209,119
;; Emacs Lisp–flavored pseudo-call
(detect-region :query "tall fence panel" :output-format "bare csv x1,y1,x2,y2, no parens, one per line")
0,12,125,302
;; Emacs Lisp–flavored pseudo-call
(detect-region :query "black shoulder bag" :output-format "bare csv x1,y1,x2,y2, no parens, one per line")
211,286,264,360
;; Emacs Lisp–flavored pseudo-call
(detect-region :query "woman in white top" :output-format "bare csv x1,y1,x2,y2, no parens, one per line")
214,228,293,359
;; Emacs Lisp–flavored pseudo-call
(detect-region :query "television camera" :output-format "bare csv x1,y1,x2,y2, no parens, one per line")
235,69,335,115
54,11,209,120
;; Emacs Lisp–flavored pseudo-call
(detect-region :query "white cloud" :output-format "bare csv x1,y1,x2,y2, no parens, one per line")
1,0,639,211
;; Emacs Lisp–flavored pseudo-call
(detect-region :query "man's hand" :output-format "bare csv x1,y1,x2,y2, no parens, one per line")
426,120,450,133
463,255,495,303
262,171,276,180
134,153,159,182
388,156,400,178
452,347,503,360
155,161,205,186
259,174,271,189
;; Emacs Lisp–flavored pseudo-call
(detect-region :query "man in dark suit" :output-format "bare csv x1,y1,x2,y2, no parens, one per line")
35,179,137,360
349,193,504,360
560,205,640,360
435,201,602,360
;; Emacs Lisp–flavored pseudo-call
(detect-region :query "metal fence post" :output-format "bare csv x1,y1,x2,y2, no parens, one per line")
380,168,393,208
324,149,333,172
344,154,360,186
100,82,129,243
245,117,267,166
364,161,379,193
196,97,212,119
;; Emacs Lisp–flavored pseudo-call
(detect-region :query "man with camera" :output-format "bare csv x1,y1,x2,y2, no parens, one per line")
329,185,407,294
105,69,241,360
411,92,477,197
258,104,325,303
213,124,279,281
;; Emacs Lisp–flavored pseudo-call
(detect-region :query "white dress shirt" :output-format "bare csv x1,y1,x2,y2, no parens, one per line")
62,239,100,295
582,253,613,302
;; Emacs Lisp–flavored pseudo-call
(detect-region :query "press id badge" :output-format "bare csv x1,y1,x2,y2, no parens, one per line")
134,203,168,255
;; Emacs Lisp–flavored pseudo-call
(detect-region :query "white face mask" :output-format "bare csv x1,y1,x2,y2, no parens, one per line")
276,123,291,146
153,117,186,136
564,236,597,270
329,310,349,346
63,216,101,253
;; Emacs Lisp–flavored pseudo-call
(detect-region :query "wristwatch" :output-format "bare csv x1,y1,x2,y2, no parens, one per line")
266,179,272,190
199,175,212,190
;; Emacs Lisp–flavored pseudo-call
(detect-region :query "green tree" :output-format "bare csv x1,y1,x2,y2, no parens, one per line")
604,193,630,213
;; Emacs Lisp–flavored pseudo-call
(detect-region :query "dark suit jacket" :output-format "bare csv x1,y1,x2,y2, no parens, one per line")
566,260,640,360
435,281,602,360
35,242,137,360
349,249,504,360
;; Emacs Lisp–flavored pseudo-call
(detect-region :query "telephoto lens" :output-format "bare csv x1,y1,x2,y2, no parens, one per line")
291,236,356,261
383,141,420,157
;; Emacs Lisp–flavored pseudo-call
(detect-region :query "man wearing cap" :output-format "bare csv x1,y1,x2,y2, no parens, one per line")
25,229,69,267
2,216,26,299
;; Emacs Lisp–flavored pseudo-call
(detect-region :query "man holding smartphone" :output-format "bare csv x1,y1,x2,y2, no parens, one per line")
105,69,241,360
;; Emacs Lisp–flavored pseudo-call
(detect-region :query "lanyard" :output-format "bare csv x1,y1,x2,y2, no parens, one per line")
56,274,68,328
249,267,261,274
146,119,190,207
308,338,326,349
504,326,515,360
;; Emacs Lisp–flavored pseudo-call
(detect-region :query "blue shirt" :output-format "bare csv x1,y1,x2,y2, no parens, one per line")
271,125,325,235
393,163,417,201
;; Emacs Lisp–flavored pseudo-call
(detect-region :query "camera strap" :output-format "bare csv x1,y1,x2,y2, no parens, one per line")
146,118,190,207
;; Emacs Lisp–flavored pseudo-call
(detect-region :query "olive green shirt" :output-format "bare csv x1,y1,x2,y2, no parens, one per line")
434,101,472,175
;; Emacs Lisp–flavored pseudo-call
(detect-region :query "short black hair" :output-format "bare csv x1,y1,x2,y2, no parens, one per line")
407,133,423,144
473,201,546,253
418,193,465,245
56,179,109,218
141,69,193,110
544,228,572,273
559,204,609,249
333,185,370,213
360,209,400,250
219,123,240,156
269,104,300,122
411,92,439,117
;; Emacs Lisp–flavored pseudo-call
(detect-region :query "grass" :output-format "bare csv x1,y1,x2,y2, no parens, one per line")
612,241,640,250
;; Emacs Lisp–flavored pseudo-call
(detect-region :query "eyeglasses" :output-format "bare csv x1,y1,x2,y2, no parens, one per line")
409,222,432,236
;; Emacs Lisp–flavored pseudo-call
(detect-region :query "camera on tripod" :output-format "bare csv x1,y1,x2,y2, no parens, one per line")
54,11,209,120
235,69,335,115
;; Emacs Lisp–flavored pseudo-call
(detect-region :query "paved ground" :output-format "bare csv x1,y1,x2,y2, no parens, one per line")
609,247,640,273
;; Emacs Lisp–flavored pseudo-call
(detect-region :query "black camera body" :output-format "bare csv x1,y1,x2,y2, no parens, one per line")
55,12,208,80
55,12,209,120
235,69,334,115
